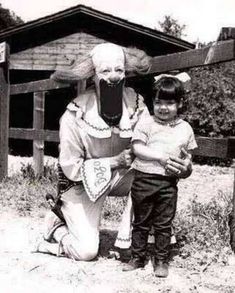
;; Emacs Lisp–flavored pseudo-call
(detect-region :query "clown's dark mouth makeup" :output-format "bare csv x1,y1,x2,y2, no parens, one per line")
99,79,124,126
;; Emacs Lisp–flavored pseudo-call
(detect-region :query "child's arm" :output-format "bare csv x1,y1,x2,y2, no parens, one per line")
132,140,169,166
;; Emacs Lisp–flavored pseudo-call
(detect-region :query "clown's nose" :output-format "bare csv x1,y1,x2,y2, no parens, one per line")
109,75,120,83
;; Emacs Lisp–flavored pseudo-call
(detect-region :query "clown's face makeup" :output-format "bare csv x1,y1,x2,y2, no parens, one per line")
92,44,125,86
94,61,125,85
91,43,126,126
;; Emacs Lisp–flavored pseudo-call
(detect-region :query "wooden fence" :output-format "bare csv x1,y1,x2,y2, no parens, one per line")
0,28,234,182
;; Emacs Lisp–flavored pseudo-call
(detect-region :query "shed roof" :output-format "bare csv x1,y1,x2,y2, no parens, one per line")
0,4,194,55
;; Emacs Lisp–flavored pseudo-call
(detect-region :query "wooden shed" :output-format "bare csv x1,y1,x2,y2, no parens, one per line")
0,4,194,157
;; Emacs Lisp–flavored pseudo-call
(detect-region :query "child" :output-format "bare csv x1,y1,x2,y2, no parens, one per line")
123,75,197,277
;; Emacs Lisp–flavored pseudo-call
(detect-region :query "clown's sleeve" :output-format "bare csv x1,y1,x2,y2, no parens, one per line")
59,110,111,202
59,110,85,182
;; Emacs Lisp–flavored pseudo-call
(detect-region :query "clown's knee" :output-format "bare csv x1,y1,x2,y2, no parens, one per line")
78,245,98,261
71,243,98,261
63,238,99,261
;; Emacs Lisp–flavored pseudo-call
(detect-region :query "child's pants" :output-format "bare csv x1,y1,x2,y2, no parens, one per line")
131,170,178,261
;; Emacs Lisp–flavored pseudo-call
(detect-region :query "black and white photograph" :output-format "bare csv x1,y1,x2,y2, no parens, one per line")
0,0,234,292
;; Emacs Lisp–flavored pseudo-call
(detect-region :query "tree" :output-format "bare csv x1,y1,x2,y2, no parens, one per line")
0,3,23,31
158,15,186,39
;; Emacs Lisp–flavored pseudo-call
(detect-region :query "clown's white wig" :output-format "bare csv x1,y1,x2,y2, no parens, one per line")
51,43,152,83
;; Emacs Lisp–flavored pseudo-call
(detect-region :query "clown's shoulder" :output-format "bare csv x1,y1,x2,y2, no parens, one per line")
64,86,145,117
65,88,96,119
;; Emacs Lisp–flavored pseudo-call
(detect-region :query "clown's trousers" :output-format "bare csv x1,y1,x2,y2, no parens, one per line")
43,169,134,260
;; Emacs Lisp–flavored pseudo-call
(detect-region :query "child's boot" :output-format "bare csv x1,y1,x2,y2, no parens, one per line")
153,259,169,278
122,257,145,271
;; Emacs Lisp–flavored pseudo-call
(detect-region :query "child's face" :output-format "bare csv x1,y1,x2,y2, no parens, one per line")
153,98,181,122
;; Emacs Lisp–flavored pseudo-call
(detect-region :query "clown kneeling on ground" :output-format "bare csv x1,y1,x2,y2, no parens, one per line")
36,43,193,266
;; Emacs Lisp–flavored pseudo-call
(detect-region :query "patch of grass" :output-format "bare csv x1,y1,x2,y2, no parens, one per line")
173,190,232,270
0,164,57,216
20,162,58,182
102,196,128,222
1,160,234,271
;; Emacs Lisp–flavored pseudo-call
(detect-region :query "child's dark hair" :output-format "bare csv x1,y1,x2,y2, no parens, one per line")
153,76,185,103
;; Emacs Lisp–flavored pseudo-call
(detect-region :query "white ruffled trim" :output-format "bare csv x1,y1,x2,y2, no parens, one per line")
81,158,111,202
66,88,139,139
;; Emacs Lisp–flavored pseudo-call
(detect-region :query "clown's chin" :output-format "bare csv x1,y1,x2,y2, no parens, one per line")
99,79,124,126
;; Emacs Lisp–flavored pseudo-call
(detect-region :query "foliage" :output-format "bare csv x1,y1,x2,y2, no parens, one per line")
180,60,235,165
102,196,128,222
184,61,235,138
20,162,58,182
0,3,23,30
158,15,186,39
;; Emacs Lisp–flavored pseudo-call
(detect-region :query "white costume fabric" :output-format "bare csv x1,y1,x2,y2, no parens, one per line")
54,86,146,260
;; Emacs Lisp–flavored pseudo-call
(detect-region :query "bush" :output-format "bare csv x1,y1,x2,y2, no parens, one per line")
185,61,235,138
181,61,235,165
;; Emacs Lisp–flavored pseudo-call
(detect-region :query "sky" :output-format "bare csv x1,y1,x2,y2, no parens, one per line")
1,0,235,43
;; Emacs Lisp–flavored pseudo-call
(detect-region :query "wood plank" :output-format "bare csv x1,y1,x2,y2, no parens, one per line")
33,92,45,176
0,43,9,180
227,137,235,158
10,79,71,95
194,137,229,158
10,52,83,59
10,63,70,71
147,39,235,75
232,161,235,229
9,128,59,142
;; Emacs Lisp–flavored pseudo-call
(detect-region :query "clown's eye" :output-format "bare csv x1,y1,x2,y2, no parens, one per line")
102,69,110,74
116,68,124,73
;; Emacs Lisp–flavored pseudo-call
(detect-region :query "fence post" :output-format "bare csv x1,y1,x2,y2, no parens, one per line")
33,91,45,176
232,160,235,221
0,42,9,181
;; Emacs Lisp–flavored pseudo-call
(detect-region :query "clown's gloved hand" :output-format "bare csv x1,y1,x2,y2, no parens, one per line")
166,148,192,179
111,149,133,169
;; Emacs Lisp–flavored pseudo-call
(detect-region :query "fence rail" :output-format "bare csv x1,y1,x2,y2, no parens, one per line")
9,128,59,142
8,126,235,159
10,78,70,95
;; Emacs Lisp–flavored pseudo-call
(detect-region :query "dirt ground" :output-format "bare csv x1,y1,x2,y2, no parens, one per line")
0,160,235,292
0,208,235,293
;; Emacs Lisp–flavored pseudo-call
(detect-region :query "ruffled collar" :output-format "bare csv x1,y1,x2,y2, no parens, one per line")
67,89,133,138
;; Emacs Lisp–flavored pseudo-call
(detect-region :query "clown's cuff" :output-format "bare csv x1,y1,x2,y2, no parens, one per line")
81,158,111,202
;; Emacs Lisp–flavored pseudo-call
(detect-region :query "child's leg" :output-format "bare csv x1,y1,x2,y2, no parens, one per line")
131,171,156,262
152,178,178,277
123,171,156,271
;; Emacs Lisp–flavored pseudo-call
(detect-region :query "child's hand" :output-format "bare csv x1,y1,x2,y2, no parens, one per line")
158,152,170,167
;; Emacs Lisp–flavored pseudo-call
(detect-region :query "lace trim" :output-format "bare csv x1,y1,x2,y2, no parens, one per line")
115,236,131,242
81,162,110,202
130,93,140,119
72,93,140,132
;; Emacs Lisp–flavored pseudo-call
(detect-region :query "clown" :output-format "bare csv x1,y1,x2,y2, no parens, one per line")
37,43,192,260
